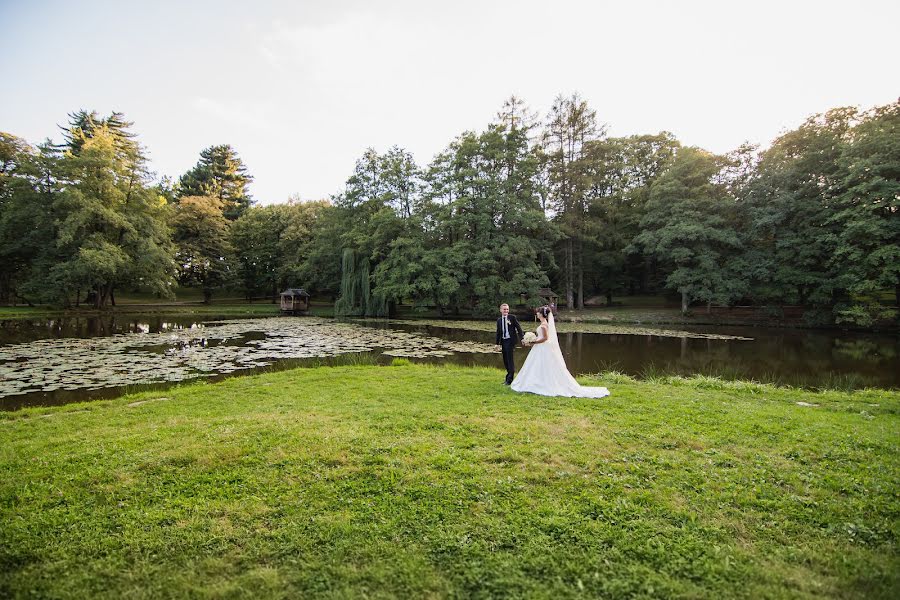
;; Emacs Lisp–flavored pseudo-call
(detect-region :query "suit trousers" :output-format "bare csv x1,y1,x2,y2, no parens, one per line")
501,338,517,384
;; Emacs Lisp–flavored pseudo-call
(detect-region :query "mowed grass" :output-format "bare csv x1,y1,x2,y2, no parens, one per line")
1,365,897,599
0,303,281,320
0,302,341,320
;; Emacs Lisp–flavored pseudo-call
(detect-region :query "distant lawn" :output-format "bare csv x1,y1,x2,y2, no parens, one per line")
1,365,897,598
0,301,335,320
0,306,57,319
0,303,280,320
558,305,689,324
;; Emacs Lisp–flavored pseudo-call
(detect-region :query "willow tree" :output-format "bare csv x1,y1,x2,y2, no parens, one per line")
332,146,419,317
334,248,388,316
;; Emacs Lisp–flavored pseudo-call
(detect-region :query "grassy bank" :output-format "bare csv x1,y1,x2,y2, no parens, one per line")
1,365,898,598
0,302,335,320
2,298,893,331
0,303,278,320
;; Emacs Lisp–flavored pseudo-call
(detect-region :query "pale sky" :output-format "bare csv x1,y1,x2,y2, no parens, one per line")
2,0,897,204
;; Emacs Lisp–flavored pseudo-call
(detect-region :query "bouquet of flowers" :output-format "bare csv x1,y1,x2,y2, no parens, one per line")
522,332,537,344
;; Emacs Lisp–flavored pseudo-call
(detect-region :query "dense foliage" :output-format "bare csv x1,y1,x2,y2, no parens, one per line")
0,98,896,324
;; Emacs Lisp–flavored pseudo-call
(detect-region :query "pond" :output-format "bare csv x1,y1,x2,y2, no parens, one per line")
1,314,897,410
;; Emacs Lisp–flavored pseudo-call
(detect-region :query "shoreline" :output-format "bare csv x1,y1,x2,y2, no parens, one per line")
1,303,897,334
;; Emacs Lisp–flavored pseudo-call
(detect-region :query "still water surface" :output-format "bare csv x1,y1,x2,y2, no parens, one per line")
1,314,897,410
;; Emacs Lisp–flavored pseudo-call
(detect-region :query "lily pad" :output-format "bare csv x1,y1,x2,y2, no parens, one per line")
0,317,497,399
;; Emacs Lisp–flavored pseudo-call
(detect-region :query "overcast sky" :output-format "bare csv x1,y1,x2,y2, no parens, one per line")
2,0,897,204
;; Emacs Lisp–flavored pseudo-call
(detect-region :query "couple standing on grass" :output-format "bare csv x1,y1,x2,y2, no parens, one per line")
495,303,610,398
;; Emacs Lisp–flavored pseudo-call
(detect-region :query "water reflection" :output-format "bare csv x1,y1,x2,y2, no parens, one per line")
0,315,204,343
0,317,495,409
0,315,897,410
403,323,899,390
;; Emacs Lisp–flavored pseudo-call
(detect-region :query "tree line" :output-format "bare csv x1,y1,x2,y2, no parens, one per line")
0,96,897,326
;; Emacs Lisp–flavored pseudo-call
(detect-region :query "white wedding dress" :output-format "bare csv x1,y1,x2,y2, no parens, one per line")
511,313,610,398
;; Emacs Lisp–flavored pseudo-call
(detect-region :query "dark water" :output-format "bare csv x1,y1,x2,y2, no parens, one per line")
398,323,899,389
1,315,897,410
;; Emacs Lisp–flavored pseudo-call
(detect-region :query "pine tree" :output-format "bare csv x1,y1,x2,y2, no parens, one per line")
543,93,604,309
177,145,253,220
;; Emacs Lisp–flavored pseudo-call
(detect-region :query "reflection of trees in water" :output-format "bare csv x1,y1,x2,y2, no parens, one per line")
656,334,886,388
833,338,897,361
555,329,897,389
0,316,206,344
2,318,897,393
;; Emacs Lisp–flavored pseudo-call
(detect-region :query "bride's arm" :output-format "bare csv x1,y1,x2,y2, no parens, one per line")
532,324,549,344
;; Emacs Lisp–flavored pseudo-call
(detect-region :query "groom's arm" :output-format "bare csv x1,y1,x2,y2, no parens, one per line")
512,316,525,342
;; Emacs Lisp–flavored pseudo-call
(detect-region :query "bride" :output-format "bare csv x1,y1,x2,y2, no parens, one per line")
511,306,611,398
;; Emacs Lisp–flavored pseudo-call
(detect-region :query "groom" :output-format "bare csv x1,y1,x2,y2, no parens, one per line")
495,303,525,385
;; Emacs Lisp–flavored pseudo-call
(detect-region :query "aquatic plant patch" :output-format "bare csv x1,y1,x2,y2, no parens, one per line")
0,317,496,398
366,318,754,340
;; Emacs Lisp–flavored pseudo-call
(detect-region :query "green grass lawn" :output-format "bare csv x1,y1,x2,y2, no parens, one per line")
1,365,898,599
0,302,341,320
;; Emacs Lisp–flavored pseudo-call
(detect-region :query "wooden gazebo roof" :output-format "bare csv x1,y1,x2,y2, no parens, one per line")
280,288,310,297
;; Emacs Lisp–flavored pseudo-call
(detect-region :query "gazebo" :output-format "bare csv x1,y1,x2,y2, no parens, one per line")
537,288,559,315
519,288,559,315
279,288,311,314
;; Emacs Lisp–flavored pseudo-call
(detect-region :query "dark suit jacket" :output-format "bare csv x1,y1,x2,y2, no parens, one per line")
496,315,524,345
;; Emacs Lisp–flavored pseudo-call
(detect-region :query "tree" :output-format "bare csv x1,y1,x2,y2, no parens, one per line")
634,147,745,314
333,147,417,316
829,101,900,324
231,205,289,300
171,196,233,303
38,126,174,307
743,108,859,322
231,199,334,301
0,133,57,304
59,110,138,160
380,147,421,219
177,145,253,220
581,133,680,304
409,106,556,315
543,93,604,309
291,201,345,298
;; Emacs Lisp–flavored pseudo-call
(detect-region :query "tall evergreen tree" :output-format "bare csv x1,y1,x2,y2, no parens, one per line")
41,126,174,307
543,93,604,308
59,110,138,160
177,145,253,220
